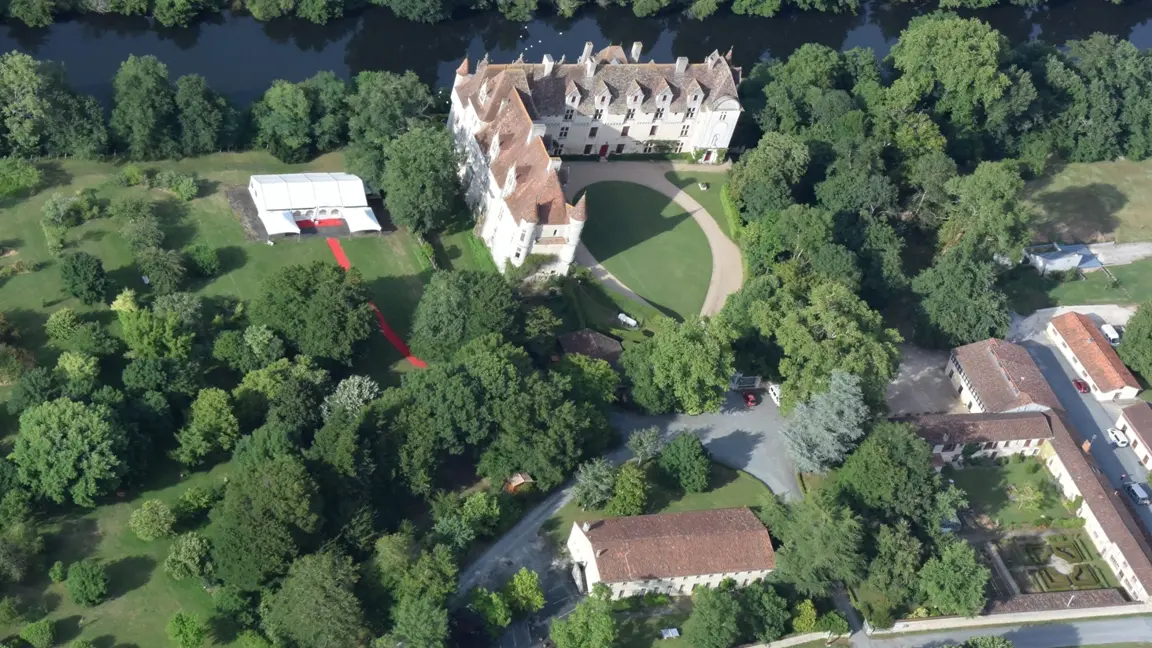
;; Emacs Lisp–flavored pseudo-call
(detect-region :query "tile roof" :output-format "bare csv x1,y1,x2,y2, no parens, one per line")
456,45,742,119
952,339,1062,412
909,412,1054,446
558,328,623,366
1044,411,1152,595
1121,402,1152,449
578,508,775,582
464,76,571,227
1049,312,1139,393
984,589,1129,614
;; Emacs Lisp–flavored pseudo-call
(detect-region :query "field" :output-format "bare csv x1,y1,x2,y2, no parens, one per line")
1028,158,1152,243
663,170,732,241
580,181,712,320
1000,258,1152,314
545,462,770,548
943,459,1075,529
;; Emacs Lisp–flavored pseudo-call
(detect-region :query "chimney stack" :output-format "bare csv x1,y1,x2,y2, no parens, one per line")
631,42,643,62
582,521,591,533
549,158,562,173
542,53,554,76
585,57,596,78
675,56,689,74
581,41,594,63
528,123,546,144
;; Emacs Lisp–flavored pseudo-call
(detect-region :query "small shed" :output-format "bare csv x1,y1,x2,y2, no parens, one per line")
505,472,535,493
558,329,624,367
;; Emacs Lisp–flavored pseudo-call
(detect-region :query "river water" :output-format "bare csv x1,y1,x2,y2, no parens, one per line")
5,1,1152,104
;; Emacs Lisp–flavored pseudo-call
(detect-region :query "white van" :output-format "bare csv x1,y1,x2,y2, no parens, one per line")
1101,324,1121,346
1125,482,1151,506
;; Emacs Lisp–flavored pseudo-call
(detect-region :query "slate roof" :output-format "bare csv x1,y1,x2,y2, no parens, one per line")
1049,312,1139,393
558,329,623,366
952,339,1062,413
455,45,741,119
1120,402,1152,449
910,412,1054,446
576,508,775,583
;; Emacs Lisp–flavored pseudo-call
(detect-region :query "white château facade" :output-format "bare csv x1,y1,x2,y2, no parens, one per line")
448,42,742,275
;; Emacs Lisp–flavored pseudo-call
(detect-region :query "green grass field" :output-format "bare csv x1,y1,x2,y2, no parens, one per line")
663,170,732,241
546,462,770,548
944,460,1075,529
580,181,711,320
616,598,692,648
1028,158,1152,243
1000,258,1152,314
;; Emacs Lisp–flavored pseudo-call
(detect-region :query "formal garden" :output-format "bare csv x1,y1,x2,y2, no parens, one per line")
996,533,1119,594
942,456,1080,531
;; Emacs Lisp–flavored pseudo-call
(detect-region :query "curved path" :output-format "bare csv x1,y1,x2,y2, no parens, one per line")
564,161,743,317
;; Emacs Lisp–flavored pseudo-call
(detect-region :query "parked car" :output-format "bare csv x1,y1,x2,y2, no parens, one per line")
1107,427,1130,447
1072,378,1090,394
1124,482,1151,506
1101,323,1121,346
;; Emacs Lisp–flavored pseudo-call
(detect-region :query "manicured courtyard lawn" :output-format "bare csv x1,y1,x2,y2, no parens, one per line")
664,170,732,241
1000,258,1152,314
580,181,711,320
943,459,1075,529
616,598,692,648
547,462,770,547
0,461,234,646
1028,158,1152,243
0,152,431,390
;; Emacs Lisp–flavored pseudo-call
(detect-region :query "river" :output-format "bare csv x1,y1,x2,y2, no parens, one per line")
5,1,1152,105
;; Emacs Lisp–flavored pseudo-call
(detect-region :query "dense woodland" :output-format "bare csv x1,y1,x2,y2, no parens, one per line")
0,8,1149,647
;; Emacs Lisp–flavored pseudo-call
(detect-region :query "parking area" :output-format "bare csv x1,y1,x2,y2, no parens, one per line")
886,344,963,416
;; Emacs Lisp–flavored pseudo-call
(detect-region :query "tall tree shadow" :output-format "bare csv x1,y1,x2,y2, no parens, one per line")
104,556,157,600
1031,183,1125,242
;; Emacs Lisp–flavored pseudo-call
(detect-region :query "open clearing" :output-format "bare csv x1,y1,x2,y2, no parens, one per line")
1028,158,1152,244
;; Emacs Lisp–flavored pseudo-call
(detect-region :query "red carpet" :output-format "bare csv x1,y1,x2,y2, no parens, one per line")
297,218,346,229
325,238,427,369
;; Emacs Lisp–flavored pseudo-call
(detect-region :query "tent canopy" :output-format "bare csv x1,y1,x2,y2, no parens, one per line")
260,210,301,236
249,173,368,212
344,207,382,233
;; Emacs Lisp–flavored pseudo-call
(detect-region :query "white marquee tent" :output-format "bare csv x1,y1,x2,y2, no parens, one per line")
247,173,382,235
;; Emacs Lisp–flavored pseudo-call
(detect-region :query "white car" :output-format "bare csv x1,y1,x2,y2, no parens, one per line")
1107,427,1130,448
1101,324,1121,346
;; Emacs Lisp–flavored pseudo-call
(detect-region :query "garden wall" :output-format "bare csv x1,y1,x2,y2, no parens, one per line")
866,599,1152,635
745,630,832,648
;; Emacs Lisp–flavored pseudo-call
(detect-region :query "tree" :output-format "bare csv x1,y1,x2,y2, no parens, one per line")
627,426,663,465
918,540,990,616
252,262,375,363
46,308,80,344
173,388,240,466
469,587,512,636
60,252,108,305
382,125,460,234
175,74,231,156
409,270,519,361
658,432,711,493
0,157,40,197
7,367,58,415
154,0,207,27
913,247,1010,346
254,80,314,163
621,318,733,415
321,375,381,421
837,421,940,526
503,567,545,615
683,586,742,648
55,351,99,398
1120,301,1152,380
345,70,434,188
396,544,457,605
185,243,220,277
13,398,127,507
110,55,178,160
865,521,923,614
759,486,865,596
776,282,901,410
165,532,211,580
960,638,1014,648
263,552,366,648
67,559,108,607
167,612,207,648
19,619,53,648
550,583,615,648
737,582,790,643
791,599,817,633
605,462,648,517
781,372,870,473
129,499,176,541
728,131,810,220
939,161,1034,259
390,595,448,648
574,458,616,511
136,246,187,295
556,354,618,409
301,71,348,152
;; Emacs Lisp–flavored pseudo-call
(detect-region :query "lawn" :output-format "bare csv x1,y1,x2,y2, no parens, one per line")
1027,158,1152,243
580,181,712,320
663,170,733,241
1000,259,1152,314
943,459,1076,529
616,598,693,648
0,461,234,646
546,462,771,548
0,152,432,392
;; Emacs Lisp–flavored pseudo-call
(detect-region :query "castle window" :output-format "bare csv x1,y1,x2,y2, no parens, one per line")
654,108,664,120
686,107,696,119
622,126,630,137
593,109,604,120
564,109,574,121
680,124,690,137
559,126,569,139
625,109,636,120
649,125,657,136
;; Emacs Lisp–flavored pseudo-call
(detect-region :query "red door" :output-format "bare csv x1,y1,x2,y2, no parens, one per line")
599,144,609,158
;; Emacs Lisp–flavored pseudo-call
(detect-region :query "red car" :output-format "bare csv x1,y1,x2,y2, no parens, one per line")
1072,379,1090,394
743,391,757,407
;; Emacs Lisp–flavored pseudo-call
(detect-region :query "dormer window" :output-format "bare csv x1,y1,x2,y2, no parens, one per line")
566,92,580,107
597,92,609,107
658,91,671,106
689,92,701,106
479,81,490,104
488,135,500,159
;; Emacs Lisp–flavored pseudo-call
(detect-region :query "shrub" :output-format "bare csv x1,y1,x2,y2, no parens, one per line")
0,344,32,386
116,164,147,187
19,619,53,648
0,596,21,626
60,252,108,305
42,220,67,256
129,500,176,541
74,188,103,221
42,192,81,228
185,244,220,277
791,600,817,633
49,560,66,583
817,612,849,635
175,484,223,522
167,611,207,648
165,532,211,580
67,559,108,607
172,176,199,201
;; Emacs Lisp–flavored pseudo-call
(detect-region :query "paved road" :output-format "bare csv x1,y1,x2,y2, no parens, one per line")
457,392,797,596
1020,337,1152,535
866,615,1152,648
563,160,744,317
